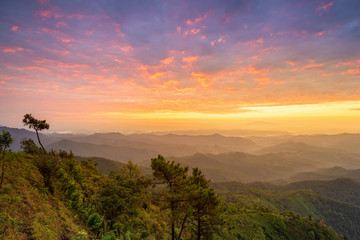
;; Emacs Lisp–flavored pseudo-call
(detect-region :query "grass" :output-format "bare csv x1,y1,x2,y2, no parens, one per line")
0,152,86,240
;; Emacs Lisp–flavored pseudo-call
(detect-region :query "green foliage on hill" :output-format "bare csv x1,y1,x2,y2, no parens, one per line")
75,156,152,177
219,204,342,240
0,149,346,240
0,152,85,239
213,181,360,239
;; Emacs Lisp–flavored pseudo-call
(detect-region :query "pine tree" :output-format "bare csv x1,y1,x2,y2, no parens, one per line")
188,168,221,240
151,155,189,240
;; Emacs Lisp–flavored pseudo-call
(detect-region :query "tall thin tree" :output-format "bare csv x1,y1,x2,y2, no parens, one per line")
23,113,49,152
151,155,189,240
0,130,14,188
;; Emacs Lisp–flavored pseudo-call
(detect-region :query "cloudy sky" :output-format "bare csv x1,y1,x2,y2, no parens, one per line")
1,0,360,133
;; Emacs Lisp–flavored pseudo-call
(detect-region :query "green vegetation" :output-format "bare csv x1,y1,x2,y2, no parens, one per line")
0,149,345,239
213,181,360,239
0,130,14,188
0,116,348,239
23,113,50,152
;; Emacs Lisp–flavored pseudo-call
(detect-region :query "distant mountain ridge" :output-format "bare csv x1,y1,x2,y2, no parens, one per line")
249,133,360,154
154,150,360,182
286,166,360,183
254,141,346,155
4,126,360,184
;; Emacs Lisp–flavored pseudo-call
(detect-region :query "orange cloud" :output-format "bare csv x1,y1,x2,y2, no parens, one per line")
149,72,167,79
342,69,360,75
182,56,199,63
191,72,208,87
161,56,174,65
177,26,181,33
254,77,269,85
287,61,296,66
339,60,352,66
217,37,226,43
246,65,269,76
301,63,324,70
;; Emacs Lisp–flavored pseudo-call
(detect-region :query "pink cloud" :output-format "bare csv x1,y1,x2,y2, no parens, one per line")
2,47,23,53
314,31,326,37
32,59,88,69
37,0,49,4
11,25,19,31
67,14,94,20
317,2,334,11
85,30,95,35
256,37,264,44
56,21,67,28
186,16,204,26
119,46,133,52
16,66,49,72
36,8,62,20
191,28,200,35
114,23,125,37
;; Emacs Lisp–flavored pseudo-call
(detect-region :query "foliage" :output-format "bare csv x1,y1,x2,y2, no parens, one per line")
21,138,41,155
0,116,348,239
213,182,358,239
0,130,14,188
33,152,59,195
23,113,49,152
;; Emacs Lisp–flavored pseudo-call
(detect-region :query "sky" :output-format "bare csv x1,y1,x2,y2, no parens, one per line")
0,0,360,134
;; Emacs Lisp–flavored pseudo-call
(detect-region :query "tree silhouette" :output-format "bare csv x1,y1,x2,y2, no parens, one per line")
0,130,14,187
23,113,49,152
151,155,189,240
188,168,221,240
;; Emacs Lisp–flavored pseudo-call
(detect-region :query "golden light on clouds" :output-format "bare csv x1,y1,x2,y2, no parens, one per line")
1,0,360,134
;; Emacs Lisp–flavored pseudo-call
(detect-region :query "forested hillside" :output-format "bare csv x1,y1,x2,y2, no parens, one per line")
213,180,360,239
0,139,345,239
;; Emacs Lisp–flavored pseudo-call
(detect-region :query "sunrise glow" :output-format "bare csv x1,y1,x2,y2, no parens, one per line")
1,0,359,133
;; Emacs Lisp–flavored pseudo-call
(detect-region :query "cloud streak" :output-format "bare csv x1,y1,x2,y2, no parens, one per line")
0,0,359,132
